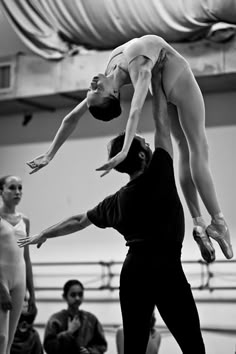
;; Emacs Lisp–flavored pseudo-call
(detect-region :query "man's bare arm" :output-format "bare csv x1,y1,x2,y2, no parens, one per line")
40,213,92,238
17,213,92,248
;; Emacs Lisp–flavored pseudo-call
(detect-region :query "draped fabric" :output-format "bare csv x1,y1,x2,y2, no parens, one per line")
0,0,236,60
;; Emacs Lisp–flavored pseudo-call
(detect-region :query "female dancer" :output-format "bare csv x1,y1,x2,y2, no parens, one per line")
0,175,36,354
27,35,233,262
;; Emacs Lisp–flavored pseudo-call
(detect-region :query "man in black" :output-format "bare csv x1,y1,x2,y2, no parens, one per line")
18,64,205,354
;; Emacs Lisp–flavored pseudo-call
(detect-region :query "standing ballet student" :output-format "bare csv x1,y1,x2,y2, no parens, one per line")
27,35,232,263
0,175,36,354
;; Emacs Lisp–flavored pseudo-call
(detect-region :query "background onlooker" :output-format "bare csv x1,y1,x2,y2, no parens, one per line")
44,279,107,354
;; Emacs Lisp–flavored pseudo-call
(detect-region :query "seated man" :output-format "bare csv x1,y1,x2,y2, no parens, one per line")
43,279,107,354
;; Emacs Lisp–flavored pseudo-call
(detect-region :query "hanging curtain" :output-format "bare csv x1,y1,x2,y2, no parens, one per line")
0,0,236,60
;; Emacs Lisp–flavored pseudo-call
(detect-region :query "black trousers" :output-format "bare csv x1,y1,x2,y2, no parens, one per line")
119,245,205,354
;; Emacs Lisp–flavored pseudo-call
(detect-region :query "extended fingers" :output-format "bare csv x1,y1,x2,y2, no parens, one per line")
100,169,111,177
17,242,26,248
18,237,29,242
96,163,110,171
17,239,30,247
29,166,42,175
96,158,118,171
27,161,35,168
95,163,112,176
27,160,46,174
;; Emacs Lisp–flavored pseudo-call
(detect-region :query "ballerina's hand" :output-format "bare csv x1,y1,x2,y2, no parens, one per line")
96,151,127,177
17,234,47,249
27,153,51,175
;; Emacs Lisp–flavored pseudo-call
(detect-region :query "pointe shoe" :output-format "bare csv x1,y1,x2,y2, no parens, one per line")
193,225,216,263
206,219,233,259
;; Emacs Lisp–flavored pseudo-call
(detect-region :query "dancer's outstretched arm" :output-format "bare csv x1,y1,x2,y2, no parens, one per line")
97,49,166,176
27,98,88,174
17,213,92,248
96,67,151,176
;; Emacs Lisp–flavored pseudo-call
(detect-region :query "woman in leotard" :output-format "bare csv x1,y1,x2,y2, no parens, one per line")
26,35,233,263
0,175,36,354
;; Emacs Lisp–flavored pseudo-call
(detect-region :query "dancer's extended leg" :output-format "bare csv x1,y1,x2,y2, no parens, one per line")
168,103,215,263
168,103,201,218
0,282,11,354
170,68,233,259
0,308,9,354
6,281,25,354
